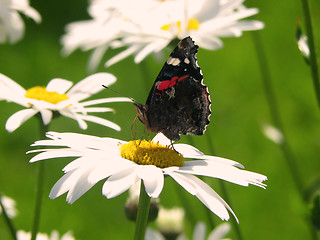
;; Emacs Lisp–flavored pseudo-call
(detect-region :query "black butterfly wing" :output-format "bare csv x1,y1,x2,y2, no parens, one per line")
145,37,211,141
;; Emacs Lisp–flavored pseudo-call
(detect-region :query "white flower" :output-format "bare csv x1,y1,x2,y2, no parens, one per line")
0,0,41,44
262,124,284,145
17,230,75,240
28,132,267,222
61,0,263,69
107,0,264,66
0,195,18,218
61,0,158,71
0,72,130,132
297,33,310,60
156,207,185,235
146,222,231,240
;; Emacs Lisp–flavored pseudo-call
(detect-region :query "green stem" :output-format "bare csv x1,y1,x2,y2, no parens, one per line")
31,116,49,240
252,32,305,197
0,193,17,240
301,0,320,110
252,32,318,239
134,181,151,240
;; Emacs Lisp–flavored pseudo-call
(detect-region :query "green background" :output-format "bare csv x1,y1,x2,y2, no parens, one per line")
0,0,320,239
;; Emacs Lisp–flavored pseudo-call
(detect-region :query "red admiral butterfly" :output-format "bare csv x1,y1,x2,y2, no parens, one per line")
134,36,211,142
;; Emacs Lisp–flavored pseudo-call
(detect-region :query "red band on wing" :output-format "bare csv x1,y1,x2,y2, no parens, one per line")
157,75,189,91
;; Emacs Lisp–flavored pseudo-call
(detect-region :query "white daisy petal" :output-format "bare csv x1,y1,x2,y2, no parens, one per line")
179,149,244,168
178,159,265,187
137,165,164,198
165,170,197,195
173,143,205,157
66,168,98,204
105,44,141,67
88,157,134,184
0,73,26,95
28,149,81,162
102,167,137,199
152,133,172,146
49,171,76,200
0,0,41,44
5,108,38,132
79,114,121,131
76,107,114,113
79,97,132,107
39,108,53,125
67,73,116,101
88,44,109,72
189,174,238,222
193,222,206,240
58,110,88,130
46,79,73,94
17,5,42,23
207,222,231,240
145,228,166,240
134,39,169,63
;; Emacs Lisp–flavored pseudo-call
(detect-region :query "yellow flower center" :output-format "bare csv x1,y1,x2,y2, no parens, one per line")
120,140,185,168
25,86,69,104
187,18,200,30
161,18,200,33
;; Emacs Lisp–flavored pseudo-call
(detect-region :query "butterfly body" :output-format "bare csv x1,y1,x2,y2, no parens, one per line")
134,36,211,142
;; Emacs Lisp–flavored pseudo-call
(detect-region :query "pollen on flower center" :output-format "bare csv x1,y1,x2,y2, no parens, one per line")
161,21,182,34
120,140,185,168
187,18,200,30
161,18,199,33
25,86,69,104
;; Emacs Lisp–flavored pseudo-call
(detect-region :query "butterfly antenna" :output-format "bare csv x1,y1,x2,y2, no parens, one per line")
102,85,141,104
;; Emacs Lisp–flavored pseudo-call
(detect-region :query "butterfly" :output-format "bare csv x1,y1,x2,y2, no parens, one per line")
134,36,211,142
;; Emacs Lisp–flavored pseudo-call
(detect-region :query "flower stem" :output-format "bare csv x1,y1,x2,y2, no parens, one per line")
252,32,305,196
0,193,17,240
31,116,49,240
252,32,318,240
300,0,320,110
134,181,151,240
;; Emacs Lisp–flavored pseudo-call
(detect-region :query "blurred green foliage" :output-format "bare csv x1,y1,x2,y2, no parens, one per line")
0,0,320,239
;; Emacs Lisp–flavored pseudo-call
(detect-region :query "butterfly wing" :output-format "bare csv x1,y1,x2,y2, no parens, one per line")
144,37,211,141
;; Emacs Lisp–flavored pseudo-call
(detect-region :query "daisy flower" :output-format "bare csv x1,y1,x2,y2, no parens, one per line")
106,0,264,66
61,0,263,69
0,72,130,132
262,124,283,145
153,206,185,238
61,0,162,71
146,222,231,240
17,230,75,240
0,195,18,219
28,132,267,222
0,0,41,44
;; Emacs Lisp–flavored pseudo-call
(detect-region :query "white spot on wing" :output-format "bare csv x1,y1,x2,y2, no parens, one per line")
167,56,180,66
184,58,190,64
